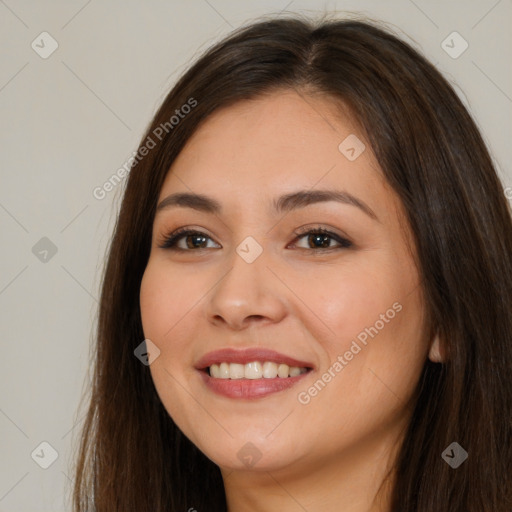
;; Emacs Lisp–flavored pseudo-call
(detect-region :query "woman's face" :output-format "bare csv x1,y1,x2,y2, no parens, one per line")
140,90,433,475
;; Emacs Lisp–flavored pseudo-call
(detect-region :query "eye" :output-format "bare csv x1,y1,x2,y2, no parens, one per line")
157,228,219,250
157,226,353,252
290,227,353,251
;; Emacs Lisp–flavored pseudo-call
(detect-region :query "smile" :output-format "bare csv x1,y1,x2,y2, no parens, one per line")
195,348,314,399
208,361,309,379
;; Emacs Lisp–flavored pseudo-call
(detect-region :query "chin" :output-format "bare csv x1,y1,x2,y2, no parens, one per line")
190,429,303,473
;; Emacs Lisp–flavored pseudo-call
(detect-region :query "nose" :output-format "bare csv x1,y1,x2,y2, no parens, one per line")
206,248,288,331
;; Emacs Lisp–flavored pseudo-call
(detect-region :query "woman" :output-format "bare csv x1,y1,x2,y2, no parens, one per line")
72,14,512,512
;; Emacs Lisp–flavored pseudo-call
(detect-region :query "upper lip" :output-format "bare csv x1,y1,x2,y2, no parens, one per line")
195,348,315,370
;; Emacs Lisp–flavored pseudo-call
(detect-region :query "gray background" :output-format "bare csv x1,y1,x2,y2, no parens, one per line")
0,1,510,510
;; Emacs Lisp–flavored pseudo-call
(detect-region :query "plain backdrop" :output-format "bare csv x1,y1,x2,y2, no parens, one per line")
0,1,510,510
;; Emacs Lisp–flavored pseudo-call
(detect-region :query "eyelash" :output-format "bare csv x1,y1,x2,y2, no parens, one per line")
157,226,353,252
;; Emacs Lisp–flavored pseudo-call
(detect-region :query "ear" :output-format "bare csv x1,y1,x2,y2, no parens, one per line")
428,332,445,363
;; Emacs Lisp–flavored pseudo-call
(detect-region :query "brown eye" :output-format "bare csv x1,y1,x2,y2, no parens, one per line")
158,229,219,250
292,228,352,250
158,227,352,252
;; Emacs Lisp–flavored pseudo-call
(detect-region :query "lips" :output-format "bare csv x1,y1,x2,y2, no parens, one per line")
195,347,314,399
195,347,315,370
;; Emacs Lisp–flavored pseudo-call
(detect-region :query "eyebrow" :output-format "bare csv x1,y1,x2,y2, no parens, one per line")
155,189,379,221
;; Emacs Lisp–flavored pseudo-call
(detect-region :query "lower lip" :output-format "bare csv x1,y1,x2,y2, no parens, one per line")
198,370,311,399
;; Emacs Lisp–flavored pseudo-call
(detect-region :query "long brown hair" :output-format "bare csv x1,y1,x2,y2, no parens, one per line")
72,14,512,511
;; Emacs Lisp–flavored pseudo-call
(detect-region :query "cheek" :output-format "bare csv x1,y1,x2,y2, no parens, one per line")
139,261,212,382
293,260,403,351
322,249,423,348
293,294,426,455
139,264,199,431
139,262,198,341
299,253,426,401
139,266,167,340
139,264,189,374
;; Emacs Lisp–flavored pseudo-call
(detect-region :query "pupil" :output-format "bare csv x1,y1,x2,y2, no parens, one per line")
184,233,332,249
188,235,207,249
310,234,329,248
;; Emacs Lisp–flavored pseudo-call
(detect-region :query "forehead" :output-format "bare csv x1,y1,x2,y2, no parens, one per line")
158,90,397,221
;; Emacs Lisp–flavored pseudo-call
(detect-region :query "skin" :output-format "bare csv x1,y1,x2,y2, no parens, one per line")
139,89,443,512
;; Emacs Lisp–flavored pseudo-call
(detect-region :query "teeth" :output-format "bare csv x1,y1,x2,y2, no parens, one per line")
229,363,245,379
208,361,308,379
289,366,302,377
210,363,220,378
277,363,289,378
262,361,278,378
245,361,263,379
219,362,230,379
